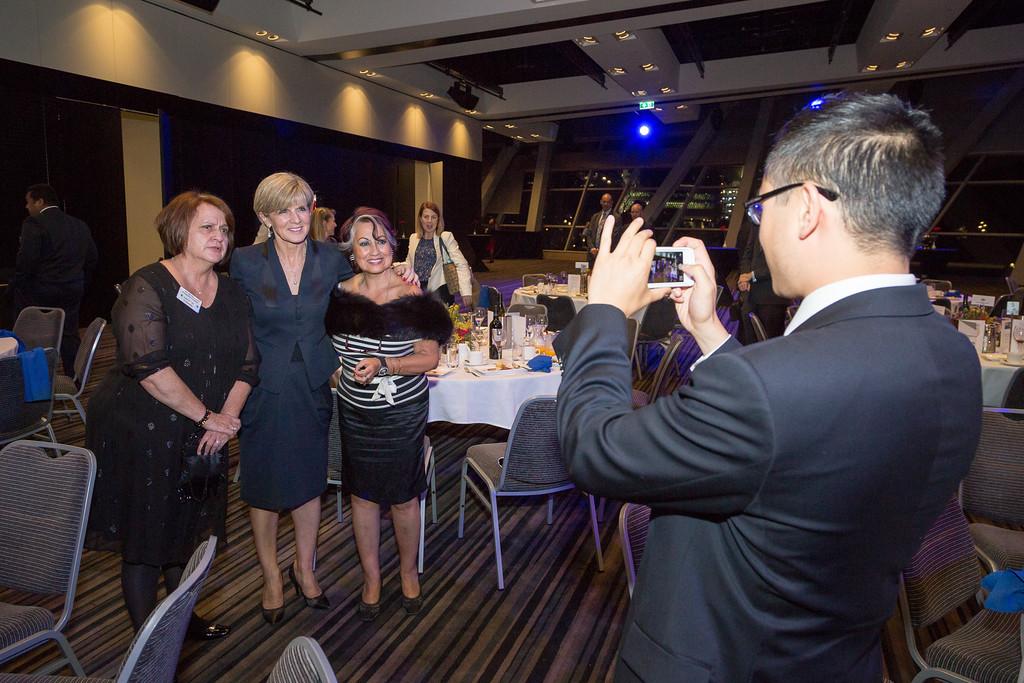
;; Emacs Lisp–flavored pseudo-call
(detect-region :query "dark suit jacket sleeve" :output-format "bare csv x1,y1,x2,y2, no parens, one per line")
14,218,43,283
554,305,774,516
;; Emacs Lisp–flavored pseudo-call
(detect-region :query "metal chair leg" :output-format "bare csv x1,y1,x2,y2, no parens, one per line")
457,461,468,538
491,490,504,590
587,494,605,571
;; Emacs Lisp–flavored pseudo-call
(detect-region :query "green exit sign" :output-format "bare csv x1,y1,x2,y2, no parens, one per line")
638,100,656,110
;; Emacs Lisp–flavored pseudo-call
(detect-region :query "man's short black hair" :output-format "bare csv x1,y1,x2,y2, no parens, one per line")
765,92,945,258
26,184,60,207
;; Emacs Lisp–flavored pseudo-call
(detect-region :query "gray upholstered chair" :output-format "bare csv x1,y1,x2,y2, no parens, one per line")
506,303,547,318
477,285,503,312
535,295,576,332
417,435,438,574
960,408,1024,572
920,278,953,292
0,348,58,445
618,503,651,598
634,298,677,377
457,396,604,590
747,312,768,343
898,497,1023,683
632,337,684,409
327,387,344,523
521,274,546,287
12,307,65,357
53,318,106,425
0,441,95,676
268,636,338,683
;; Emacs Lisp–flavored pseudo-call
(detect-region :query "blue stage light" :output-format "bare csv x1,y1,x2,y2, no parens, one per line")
638,124,651,137
807,97,825,110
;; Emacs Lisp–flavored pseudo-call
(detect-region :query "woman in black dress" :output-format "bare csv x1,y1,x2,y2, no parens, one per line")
86,191,258,637
326,208,452,620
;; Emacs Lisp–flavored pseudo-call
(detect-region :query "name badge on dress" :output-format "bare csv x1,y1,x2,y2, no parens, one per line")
176,287,202,313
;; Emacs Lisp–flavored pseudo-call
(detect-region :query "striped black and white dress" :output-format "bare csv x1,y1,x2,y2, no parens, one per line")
325,290,453,504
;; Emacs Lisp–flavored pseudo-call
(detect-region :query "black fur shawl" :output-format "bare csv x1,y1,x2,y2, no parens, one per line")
325,290,453,343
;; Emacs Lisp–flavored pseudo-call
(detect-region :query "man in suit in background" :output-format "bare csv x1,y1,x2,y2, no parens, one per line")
13,184,98,373
738,222,790,341
584,193,619,270
555,93,981,681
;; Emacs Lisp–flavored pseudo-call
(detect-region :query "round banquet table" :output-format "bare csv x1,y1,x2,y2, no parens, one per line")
511,286,646,321
0,337,17,359
979,353,1024,407
427,365,562,429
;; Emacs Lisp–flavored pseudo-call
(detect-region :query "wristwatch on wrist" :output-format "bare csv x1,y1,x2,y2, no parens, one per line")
376,358,390,376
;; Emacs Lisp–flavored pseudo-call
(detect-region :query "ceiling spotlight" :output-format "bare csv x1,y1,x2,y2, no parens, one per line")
614,31,636,41
419,92,435,98
465,109,479,115
447,80,479,110
654,107,663,111
504,123,517,129
660,87,674,94
267,34,280,41
640,63,659,72
638,124,651,137
862,64,879,72
359,69,370,74
484,124,494,129
921,26,943,38
881,32,902,42
256,30,268,37
896,60,913,69
676,104,688,110
575,36,599,46
608,67,627,76
530,133,540,138
515,135,524,139
632,89,648,97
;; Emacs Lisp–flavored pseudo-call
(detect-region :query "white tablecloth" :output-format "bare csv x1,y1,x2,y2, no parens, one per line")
511,286,646,321
0,338,17,359
979,353,1024,407
428,366,562,429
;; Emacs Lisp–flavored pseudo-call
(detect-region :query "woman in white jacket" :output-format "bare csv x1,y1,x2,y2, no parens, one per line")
406,201,473,308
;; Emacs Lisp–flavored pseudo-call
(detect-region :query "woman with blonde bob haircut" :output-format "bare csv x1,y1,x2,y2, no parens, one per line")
231,171,351,623
403,201,473,308
310,206,337,242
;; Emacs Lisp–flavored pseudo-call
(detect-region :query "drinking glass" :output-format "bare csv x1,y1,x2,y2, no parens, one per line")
472,307,488,330
444,344,459,368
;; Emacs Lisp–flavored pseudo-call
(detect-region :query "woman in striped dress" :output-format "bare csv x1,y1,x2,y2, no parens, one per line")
325,207,452,621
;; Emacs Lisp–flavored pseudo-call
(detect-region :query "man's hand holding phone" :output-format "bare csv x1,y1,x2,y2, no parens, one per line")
667,237,730,354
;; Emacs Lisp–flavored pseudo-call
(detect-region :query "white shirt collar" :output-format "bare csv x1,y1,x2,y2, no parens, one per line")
40,205,58,213
785,273,917,335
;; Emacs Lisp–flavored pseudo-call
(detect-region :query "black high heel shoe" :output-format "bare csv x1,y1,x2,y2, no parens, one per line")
261,604,285,625
288,565,330,609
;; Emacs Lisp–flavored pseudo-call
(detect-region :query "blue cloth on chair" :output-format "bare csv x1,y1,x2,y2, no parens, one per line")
981,569,1024,612
0,330,25,353
18,347,51,401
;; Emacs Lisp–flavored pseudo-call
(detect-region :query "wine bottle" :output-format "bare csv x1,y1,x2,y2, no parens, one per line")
489,302,504,360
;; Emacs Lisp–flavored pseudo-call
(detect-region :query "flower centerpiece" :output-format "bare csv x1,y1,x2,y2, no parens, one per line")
448,305,474,348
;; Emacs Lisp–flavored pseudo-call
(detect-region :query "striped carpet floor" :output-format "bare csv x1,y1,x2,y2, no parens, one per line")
0,262,975,682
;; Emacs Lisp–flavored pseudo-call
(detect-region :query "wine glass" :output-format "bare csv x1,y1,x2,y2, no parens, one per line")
472,307,488,330
491,326,505,356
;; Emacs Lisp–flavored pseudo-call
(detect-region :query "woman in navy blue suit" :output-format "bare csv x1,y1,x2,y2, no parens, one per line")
230,172,352,622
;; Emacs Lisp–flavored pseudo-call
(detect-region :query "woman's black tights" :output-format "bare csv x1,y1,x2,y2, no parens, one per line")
120,561,186,631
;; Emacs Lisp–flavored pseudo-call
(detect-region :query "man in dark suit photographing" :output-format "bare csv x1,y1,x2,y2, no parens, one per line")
555,93,981,682
13,184,98,372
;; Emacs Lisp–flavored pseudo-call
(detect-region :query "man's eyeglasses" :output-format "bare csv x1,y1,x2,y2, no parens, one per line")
744,183,839,226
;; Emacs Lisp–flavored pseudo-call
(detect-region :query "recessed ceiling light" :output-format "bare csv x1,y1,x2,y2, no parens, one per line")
575,36,599,47
654,107,663,112
881,32,902,42
255,30,268,37
530,133,540,138
359,69,370,74
896,60,913,69
921,26,943,38
419,92,435,98
465,109,479,114
631,89,648,97
863,64,879,72
504,123,517,129
267,34,280,41
676,104,688,110
608,67,627,76
614,31,636,41
484,124,494,129
641,63,659,72
515,135,524,139
660,87,674,94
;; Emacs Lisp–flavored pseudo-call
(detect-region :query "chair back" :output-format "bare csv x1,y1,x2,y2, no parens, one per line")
920,279,953,292
268,636,338,683
961,409,1024,525
327,388,342,485
73,317,106,385
116,537,217,683
535,295,576,332
900,497,981,630
498,397,570,492
13,306,65,353
507,303,547,318
0,348,57,443
0,441,95,603
1004,372,1024,410
619,503,652,597
637,298,677,341
626,317,640,363
522,274,546,287
648,337,685,399
478,285,503,312
748,312,768,342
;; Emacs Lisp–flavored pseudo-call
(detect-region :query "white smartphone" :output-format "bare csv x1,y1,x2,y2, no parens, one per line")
648,247,695,288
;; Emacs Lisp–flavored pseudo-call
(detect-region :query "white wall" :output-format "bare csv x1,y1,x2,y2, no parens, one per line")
0,0,480,161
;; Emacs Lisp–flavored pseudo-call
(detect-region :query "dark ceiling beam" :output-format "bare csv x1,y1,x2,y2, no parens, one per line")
826,0,856,64
556,43,607,89
425,62,504,99
280,0,322,16
678,24,705,78
945,0,999,50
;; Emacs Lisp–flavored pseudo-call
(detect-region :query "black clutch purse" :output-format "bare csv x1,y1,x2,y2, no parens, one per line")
178,428,227,501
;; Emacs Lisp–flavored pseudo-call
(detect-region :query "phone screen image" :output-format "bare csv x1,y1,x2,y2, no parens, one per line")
648,247,695,288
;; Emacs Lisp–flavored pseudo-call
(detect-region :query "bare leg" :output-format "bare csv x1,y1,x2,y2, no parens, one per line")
391,496,421,599
249,506,283,609
350,495,382,603
290,495,323,597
